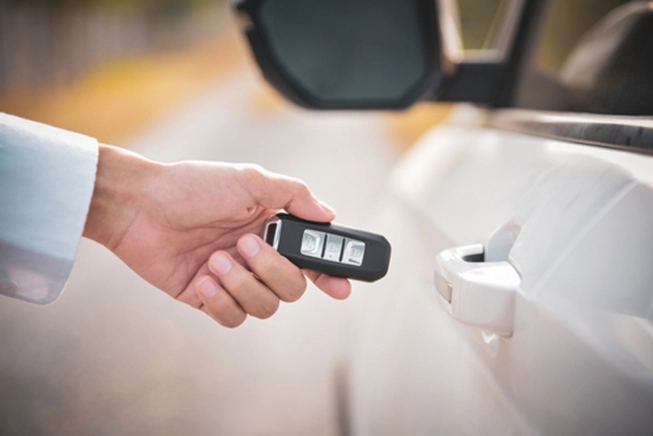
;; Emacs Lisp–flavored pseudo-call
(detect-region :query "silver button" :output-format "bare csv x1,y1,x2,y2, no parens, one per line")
301,230,325,258
323,234,344,262
342,239,365,266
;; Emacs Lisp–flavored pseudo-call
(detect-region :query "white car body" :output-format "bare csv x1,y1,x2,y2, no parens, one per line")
347,106,653,435
232,0,653,433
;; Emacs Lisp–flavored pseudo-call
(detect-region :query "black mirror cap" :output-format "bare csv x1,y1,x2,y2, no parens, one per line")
234,0,445,110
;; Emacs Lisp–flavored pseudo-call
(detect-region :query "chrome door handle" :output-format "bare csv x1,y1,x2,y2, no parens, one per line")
434,244,520,336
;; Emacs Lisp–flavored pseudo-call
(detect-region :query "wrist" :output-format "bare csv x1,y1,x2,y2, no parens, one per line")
83,144,162,249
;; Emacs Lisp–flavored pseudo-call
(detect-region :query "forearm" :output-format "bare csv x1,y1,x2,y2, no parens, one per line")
83,144,162,250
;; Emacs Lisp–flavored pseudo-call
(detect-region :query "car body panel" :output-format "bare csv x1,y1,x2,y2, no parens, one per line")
347,106,653,435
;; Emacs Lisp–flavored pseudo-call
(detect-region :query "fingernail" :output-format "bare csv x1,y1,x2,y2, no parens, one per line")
197,276,216,299
210,253,232,275
239,235,260,258
318,200,336,216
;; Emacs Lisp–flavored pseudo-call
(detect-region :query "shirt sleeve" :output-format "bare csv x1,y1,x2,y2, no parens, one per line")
0,113,99,304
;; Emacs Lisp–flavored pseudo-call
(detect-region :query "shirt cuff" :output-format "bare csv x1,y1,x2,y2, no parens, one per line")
0,114,99,304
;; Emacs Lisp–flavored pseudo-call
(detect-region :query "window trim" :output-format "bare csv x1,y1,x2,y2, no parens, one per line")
489,109,653,155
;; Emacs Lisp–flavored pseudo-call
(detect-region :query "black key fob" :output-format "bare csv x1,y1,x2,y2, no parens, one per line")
263,213,391,282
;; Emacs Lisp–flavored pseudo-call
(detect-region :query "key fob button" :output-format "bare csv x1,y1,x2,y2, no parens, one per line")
323,234,344,262
300,230,325,258
264,213,390,282
342,239,365,266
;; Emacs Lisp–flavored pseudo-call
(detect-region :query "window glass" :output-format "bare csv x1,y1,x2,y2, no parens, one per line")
535,0,630,72
516,0,653,116
456,0,505,51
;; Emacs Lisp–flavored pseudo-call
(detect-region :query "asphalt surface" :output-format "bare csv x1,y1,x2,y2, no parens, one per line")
0,70,399,435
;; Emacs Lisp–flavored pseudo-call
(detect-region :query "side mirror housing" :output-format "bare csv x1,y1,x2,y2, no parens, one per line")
234,0,453,109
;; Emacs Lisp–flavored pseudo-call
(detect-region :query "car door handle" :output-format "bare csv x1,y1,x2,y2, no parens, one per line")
434,244,520,336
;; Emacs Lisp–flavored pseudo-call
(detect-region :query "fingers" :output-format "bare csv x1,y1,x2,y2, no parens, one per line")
239,165,336,222
207,251,281,320
195,276,247,328
304,270,352,300
237,235,307,302
201,235,307,317
193,233,351,327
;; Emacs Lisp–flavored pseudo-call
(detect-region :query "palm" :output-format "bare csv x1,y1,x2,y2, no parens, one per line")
110,163,274,301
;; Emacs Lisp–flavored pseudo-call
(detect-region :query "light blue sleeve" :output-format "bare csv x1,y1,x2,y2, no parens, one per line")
0,113,98,304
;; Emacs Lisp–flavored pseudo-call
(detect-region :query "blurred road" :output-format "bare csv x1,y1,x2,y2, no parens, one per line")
0,67,400,435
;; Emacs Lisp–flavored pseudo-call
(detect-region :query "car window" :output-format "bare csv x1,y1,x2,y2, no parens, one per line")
535,0,630,72
513,0,653,116
456,0,505,51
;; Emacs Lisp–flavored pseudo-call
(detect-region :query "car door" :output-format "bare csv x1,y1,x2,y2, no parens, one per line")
345,1,653,434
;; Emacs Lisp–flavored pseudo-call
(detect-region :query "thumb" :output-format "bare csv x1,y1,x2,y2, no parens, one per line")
240,165,336,222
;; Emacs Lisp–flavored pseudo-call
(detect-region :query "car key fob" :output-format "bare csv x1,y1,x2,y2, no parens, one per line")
263,213,391,282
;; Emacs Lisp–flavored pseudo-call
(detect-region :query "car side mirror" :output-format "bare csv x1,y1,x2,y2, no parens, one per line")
233,0,459,110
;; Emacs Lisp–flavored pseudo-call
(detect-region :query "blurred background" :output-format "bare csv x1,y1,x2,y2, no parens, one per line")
0,0,458,146
0,1,454,434
1,0,621,434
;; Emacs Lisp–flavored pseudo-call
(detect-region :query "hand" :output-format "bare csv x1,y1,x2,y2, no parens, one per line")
83,145,351,327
